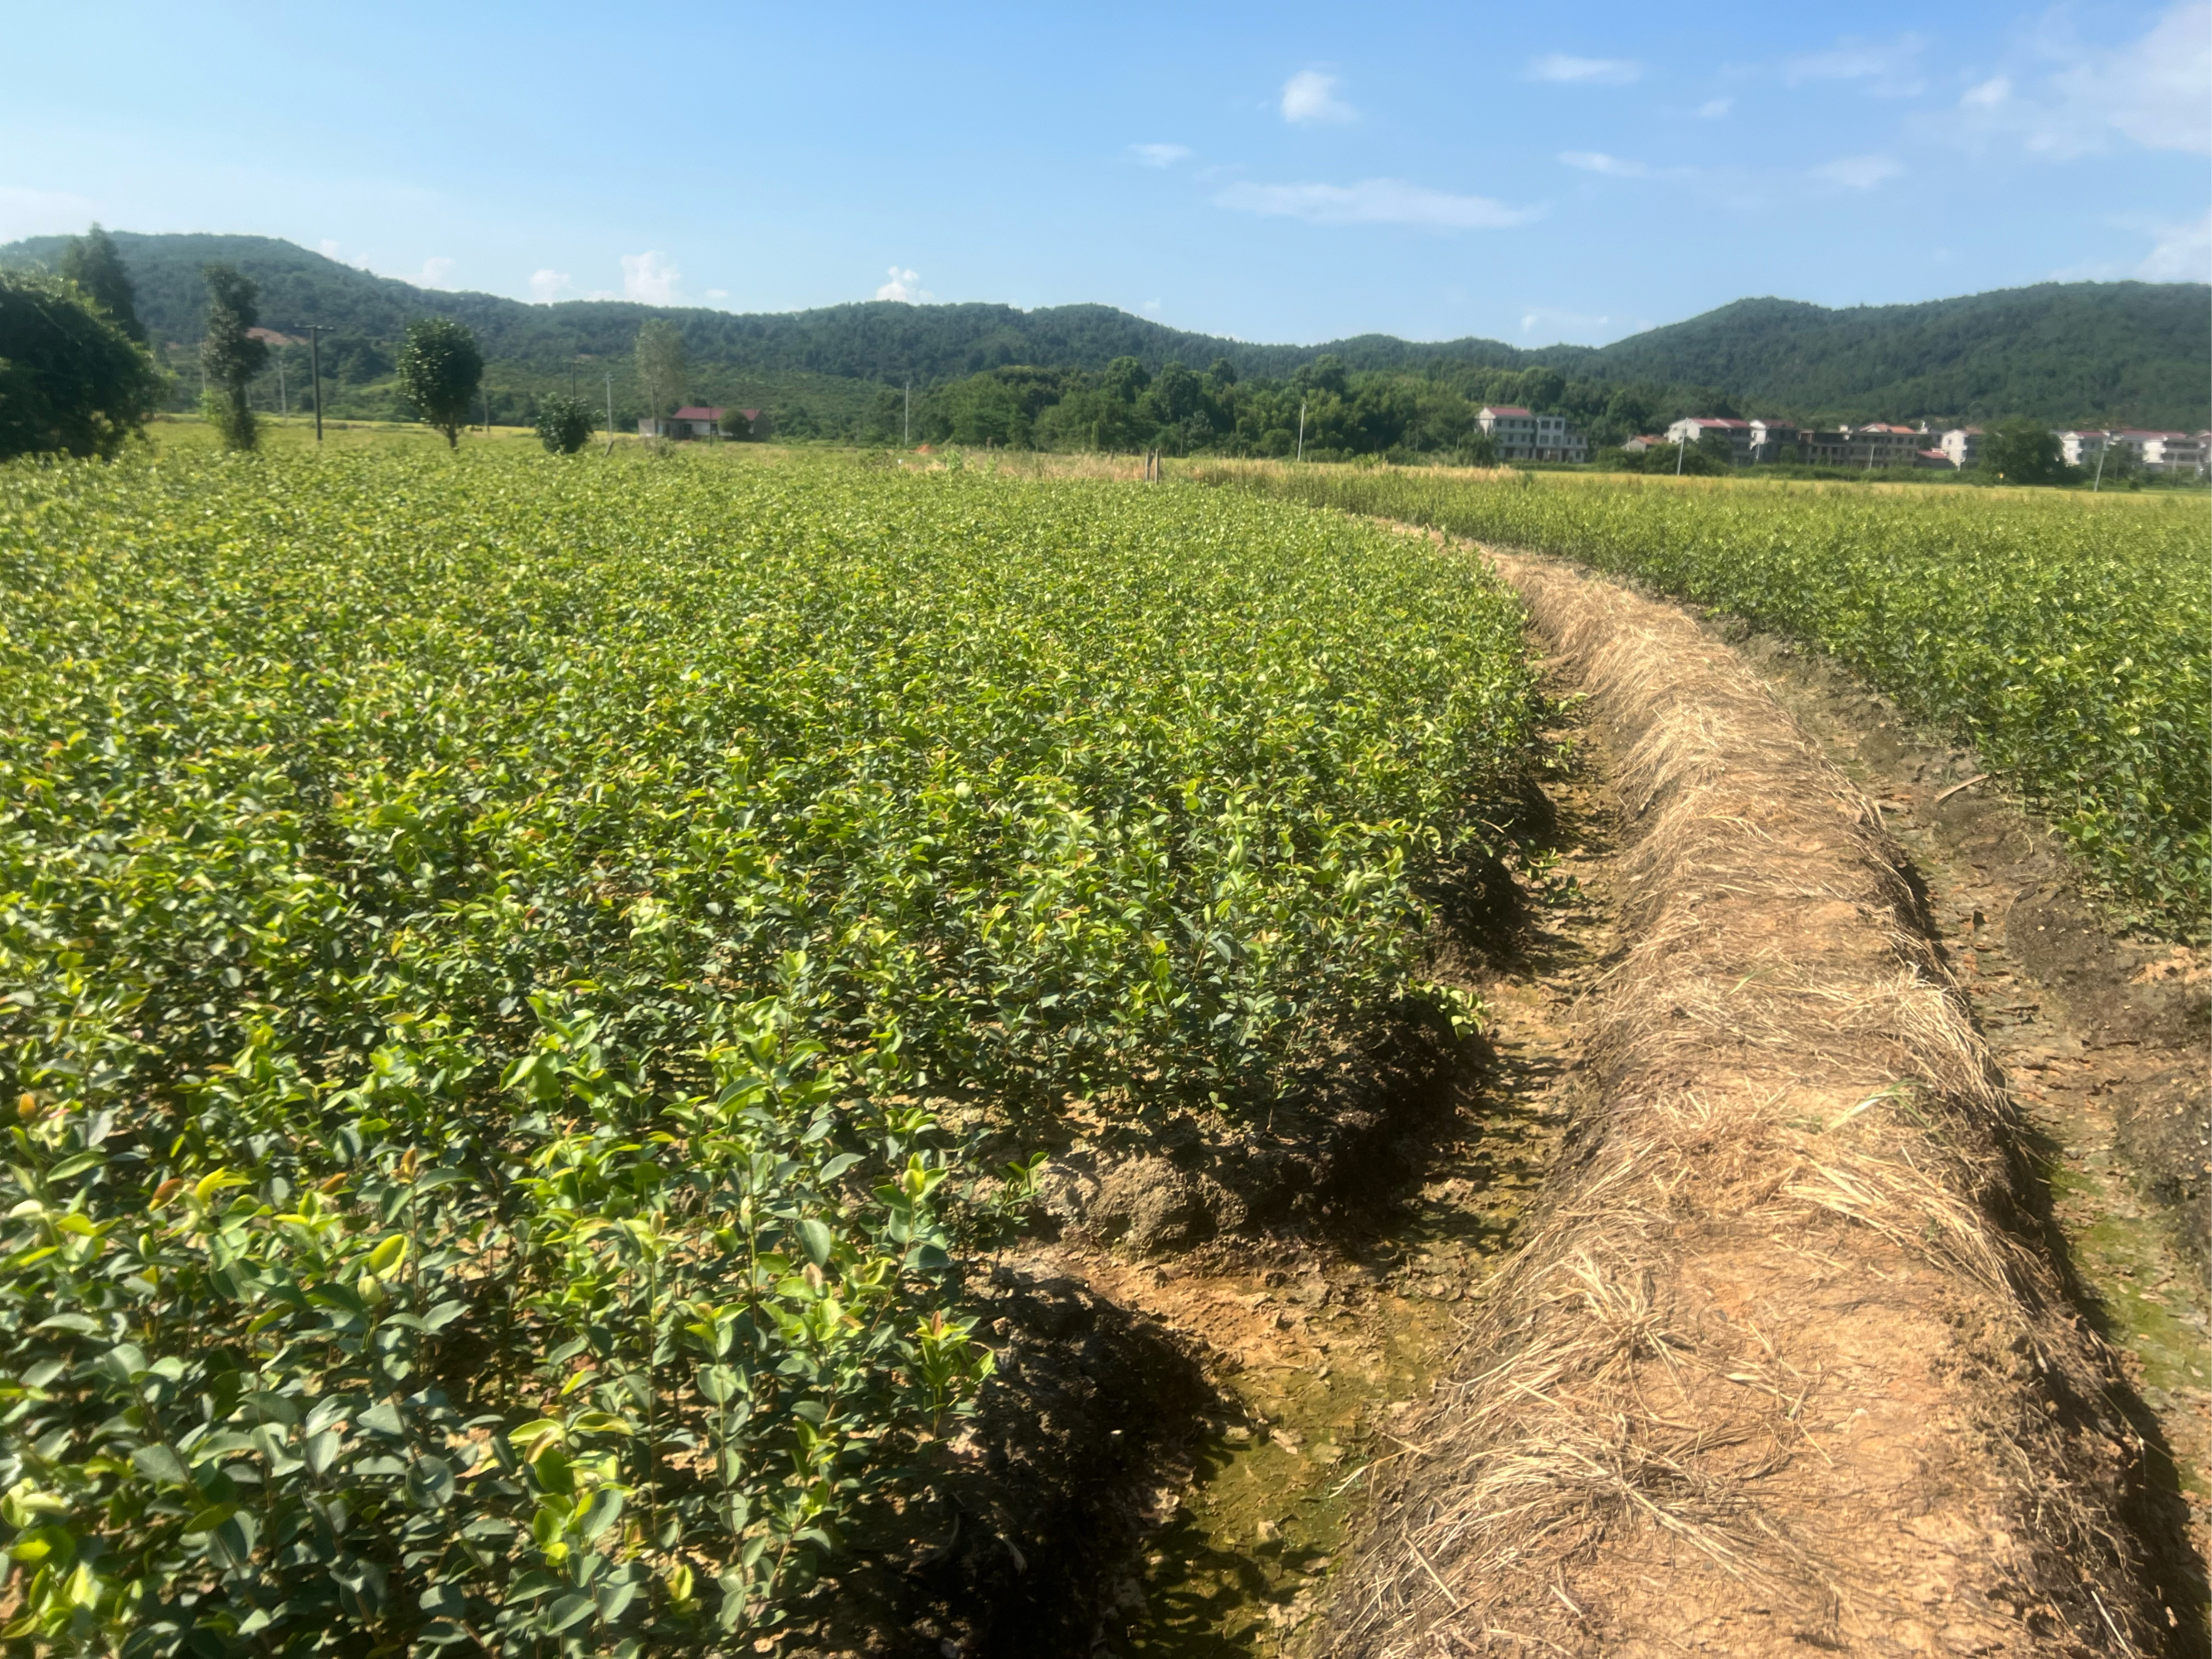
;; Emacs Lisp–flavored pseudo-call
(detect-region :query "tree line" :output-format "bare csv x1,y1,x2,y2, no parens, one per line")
0,229,2191,489
0,229,614,460
7,231,2201,429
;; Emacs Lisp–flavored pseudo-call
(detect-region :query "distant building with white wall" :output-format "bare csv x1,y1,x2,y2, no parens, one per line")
1477,406,1587,463
2115,430,2208,474
1665,416,1753,461
2056,430,2110,467
1938,427,1981,469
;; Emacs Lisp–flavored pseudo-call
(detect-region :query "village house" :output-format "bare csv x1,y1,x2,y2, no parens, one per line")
1746,419,1799,463
2056,429,2110,467
1938,426,1981,469
1799,423,1925,469
1665,416,1752,460
1477,406,1588,463
2113,430,2209,474
639,405,757,439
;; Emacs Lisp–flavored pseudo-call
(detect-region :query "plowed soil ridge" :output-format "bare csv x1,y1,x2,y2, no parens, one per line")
1330,549,2195,1657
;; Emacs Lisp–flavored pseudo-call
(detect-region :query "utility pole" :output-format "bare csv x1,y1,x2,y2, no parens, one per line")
903,381,911,447
1675,423,1685,476
1296,398,1306,462
2092,438,2107,492
605,370,615,454
275,349,288,418
299,324,327,444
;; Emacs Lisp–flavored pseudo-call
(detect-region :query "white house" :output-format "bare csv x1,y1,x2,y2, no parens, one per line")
1665,416,1753,461
1746,419,1799,463
640,405,755,439
1478,406,1588,463
1938,427,1981,469
2056,429,2110,467
2117,430,2208,474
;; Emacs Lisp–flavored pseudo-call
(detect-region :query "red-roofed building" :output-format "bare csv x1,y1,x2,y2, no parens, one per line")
1665,416,1754,464
1801,424,1926,469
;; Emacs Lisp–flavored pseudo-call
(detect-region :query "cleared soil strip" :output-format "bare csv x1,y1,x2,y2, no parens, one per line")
1331,549,2190,1656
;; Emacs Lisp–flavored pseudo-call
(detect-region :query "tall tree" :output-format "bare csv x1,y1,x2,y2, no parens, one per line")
0,268,165,460
633,319,687,423
1979,419,2072,486
199,265,268,450
60,225,144,343
396,317,484,449
533,393,596,455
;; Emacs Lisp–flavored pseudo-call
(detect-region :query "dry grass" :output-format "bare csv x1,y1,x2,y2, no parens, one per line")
1323,550,2181,1656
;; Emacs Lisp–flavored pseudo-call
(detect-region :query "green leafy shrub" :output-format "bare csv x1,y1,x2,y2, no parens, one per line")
0,270,165,461
534,395,597,455
0,448,1539,1651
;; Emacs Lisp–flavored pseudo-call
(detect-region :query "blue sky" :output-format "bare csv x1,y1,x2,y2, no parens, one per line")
3,0,2205,346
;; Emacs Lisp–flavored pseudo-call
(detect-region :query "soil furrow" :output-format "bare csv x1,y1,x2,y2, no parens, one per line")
1325,546,2200,1657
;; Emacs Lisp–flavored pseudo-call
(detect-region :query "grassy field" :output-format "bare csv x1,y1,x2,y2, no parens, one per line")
1191,458,2210,937
0,444,1539,1653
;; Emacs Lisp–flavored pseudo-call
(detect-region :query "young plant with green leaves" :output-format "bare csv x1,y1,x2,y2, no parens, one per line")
396,317,485,449
1194,460,2210,933
197,264,268,451
0,447,1539,1651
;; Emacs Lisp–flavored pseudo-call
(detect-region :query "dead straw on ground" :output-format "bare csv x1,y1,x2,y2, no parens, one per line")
1322,549,2181,1657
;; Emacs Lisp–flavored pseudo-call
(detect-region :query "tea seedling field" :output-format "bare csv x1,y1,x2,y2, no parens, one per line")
0,448,1539,1653
1194,461,2210,936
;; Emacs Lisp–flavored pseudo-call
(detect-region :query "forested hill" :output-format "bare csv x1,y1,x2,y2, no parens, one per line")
4,230,2205,426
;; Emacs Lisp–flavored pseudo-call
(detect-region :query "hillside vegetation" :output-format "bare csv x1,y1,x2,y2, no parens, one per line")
3,231,2205,430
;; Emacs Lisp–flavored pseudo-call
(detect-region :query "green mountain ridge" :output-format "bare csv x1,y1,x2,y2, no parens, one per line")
5,231,2206,428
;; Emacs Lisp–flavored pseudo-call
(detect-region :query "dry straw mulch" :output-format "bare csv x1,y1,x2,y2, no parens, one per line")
1329,551,2190,1656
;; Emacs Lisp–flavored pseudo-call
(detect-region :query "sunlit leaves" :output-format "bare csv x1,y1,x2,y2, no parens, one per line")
0,446,1539,1652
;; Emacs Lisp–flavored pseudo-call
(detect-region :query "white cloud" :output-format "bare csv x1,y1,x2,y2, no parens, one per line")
1958,2,2212,158
875,265,930,303
620,251,682,304
1281,70,1355,124
318,238,343,260
1141,299,1164,314
1559,150,1650,178
705,287,729,301
1213,177,1542,230
1527,54,1642,85
417,256,457,289
529,269,573,303
1130,142,1193,167
2136,210,2211,280
1811,153,1904,189
1696,96,1733,119
1786,33,1928,96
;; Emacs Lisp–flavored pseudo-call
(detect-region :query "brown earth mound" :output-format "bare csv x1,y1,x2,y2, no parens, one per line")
1328,552,2196,1656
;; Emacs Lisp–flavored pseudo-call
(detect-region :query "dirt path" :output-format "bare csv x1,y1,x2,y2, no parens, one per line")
1715,617,2211,1562
1075,692,1623,1654
1322,546,2200,1657
994,534,2204,1659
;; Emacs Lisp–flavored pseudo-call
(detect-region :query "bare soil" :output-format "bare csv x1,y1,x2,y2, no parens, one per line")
788,532,2207,1659
1330,546,2202,1657
1714,615,2211,1560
